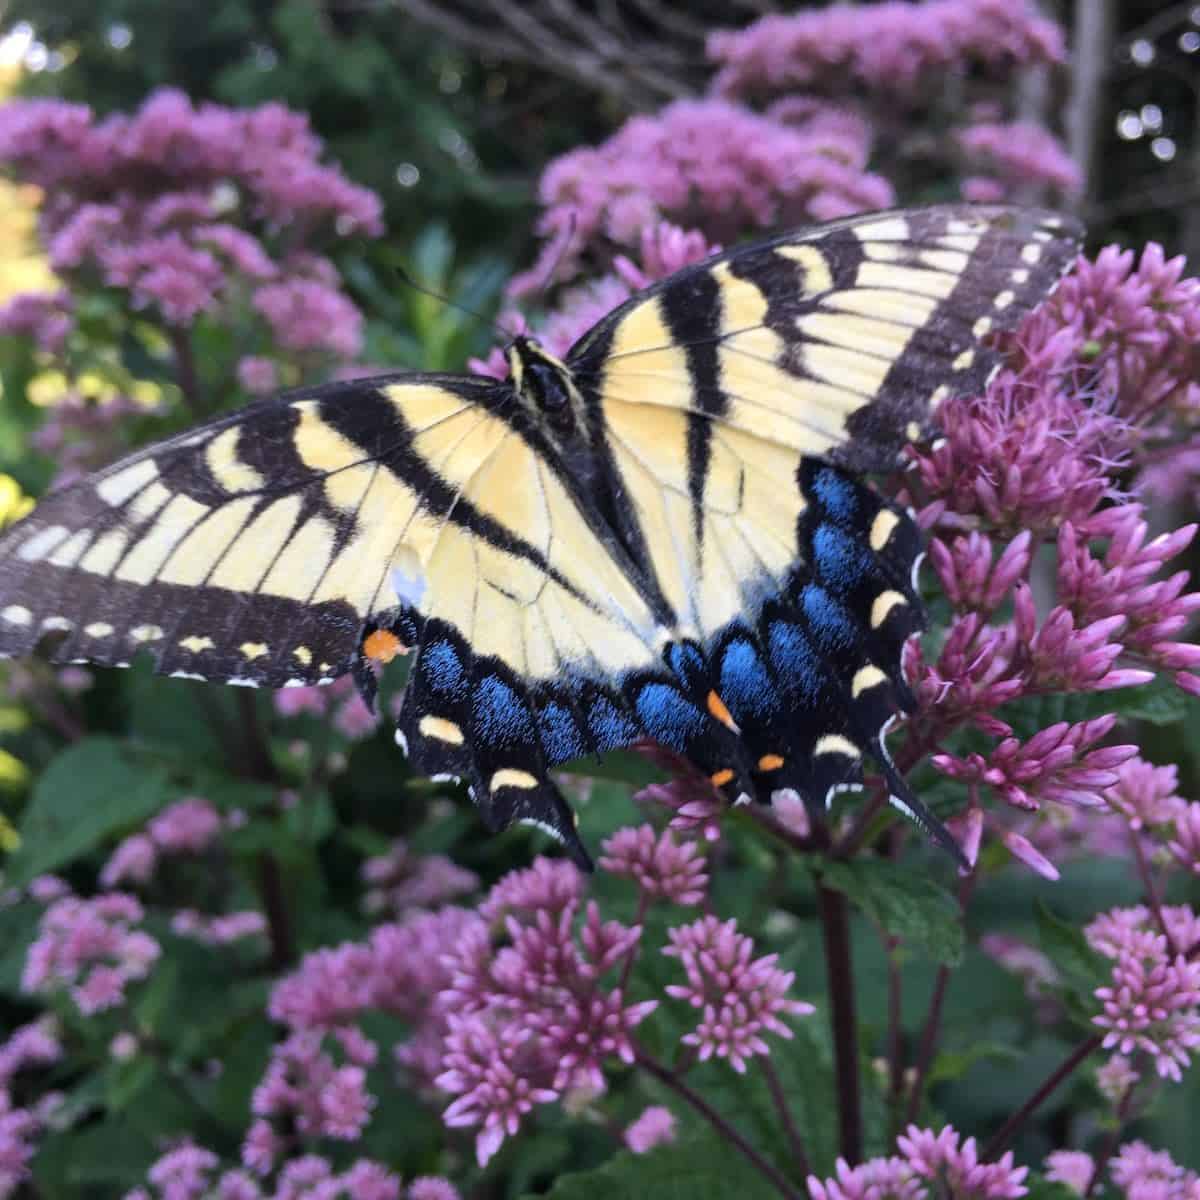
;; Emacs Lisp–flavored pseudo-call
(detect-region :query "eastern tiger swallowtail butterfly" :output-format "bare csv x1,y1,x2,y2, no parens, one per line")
0,205,1082,869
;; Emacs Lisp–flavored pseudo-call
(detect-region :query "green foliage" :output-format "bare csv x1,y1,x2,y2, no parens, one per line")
529,1128,782,1200
6,737,171,885
821,860,965,967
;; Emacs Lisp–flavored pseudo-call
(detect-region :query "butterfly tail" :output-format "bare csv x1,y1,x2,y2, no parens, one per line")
876,753,968,869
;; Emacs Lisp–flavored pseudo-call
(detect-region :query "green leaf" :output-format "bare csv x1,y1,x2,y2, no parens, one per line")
6,738,171,885
928,1040,1023,1085
528,1127,781,1200
683,1018,843,1176
33,1118,158,1198
1114,675,1194,725
1034,900,1109,995
0,899,41,996
997,676,1193,740
821,860,964,966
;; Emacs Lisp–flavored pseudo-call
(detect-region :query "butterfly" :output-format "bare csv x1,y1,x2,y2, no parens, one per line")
0,205,1082,868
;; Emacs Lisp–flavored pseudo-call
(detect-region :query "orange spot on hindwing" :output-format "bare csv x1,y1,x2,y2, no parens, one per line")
363,629,408,663
758,754,785,772
706,690,739,732
710,768,735,788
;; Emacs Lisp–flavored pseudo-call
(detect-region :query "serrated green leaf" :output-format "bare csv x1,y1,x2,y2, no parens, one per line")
821,860,964,966
528,1127,781,1200
6,738,171,885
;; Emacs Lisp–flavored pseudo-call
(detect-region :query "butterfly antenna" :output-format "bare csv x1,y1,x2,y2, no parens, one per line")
391,263,518,343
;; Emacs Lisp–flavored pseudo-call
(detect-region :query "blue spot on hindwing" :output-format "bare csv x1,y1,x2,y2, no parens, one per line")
810,467,858,523
766,618,825,702
420,640,467,700
634,683,707,750
812,525,875,591
718,639,778,722
537,701,586,765
666,641,708,693
801,584,858,654
473,675,535,747
587,696,639,752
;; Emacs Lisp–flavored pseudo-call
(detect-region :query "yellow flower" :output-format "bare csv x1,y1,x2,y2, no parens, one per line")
0,474,33,528
0,748,29,789
0,813,19,853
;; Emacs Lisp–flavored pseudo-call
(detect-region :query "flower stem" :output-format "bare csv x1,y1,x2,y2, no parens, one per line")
618,893,649,993
232,689,295,969
885,939,905,1113
981,1033,1102,1161
1130,829,1179,956
902,961,950,1129
634,1048,801,1200
170,326,204,417
760,1056,811,1182
815,876,863,1165
902,868,977,1128
1084,1080,1138,1198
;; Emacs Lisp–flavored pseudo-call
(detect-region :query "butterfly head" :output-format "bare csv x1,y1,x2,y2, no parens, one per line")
507,336,585,440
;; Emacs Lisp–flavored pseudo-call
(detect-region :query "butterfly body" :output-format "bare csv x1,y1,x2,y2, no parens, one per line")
0,205,1084,868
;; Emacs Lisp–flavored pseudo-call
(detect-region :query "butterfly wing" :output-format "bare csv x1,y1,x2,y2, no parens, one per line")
0,372,748,865
567,204,1082,845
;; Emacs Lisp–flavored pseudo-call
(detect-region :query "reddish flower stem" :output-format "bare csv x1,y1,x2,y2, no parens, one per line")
759,1056,811,1182
816,875,863,1165
1130,828,1179,956
170,327,204,417
618,892,649,993
981,1033,1102,1161
1084,1080,1139,1198
634,1048,800,1200
902,869,977,1128
902,962,950,1129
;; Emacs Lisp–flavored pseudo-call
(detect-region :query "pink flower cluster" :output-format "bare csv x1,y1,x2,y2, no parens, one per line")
124,1137,457,1200
958,122,1082,200
360,840,478,916
253,837,814,1170
101,796,225,889
807,1123,1028,1199
707,0,1063,101
664,915,814,1072
898,239,1200,874
0,289,73,354
1046,1141,1200,1198
510,99,892,295
273,674,378,741
27,388,146,489
598,823,708,905
1086,905,1200,1082
437,883,655,1163
0,89,379,357
0,1020,62,1196
254,906,479,1169
22,891,160,1014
